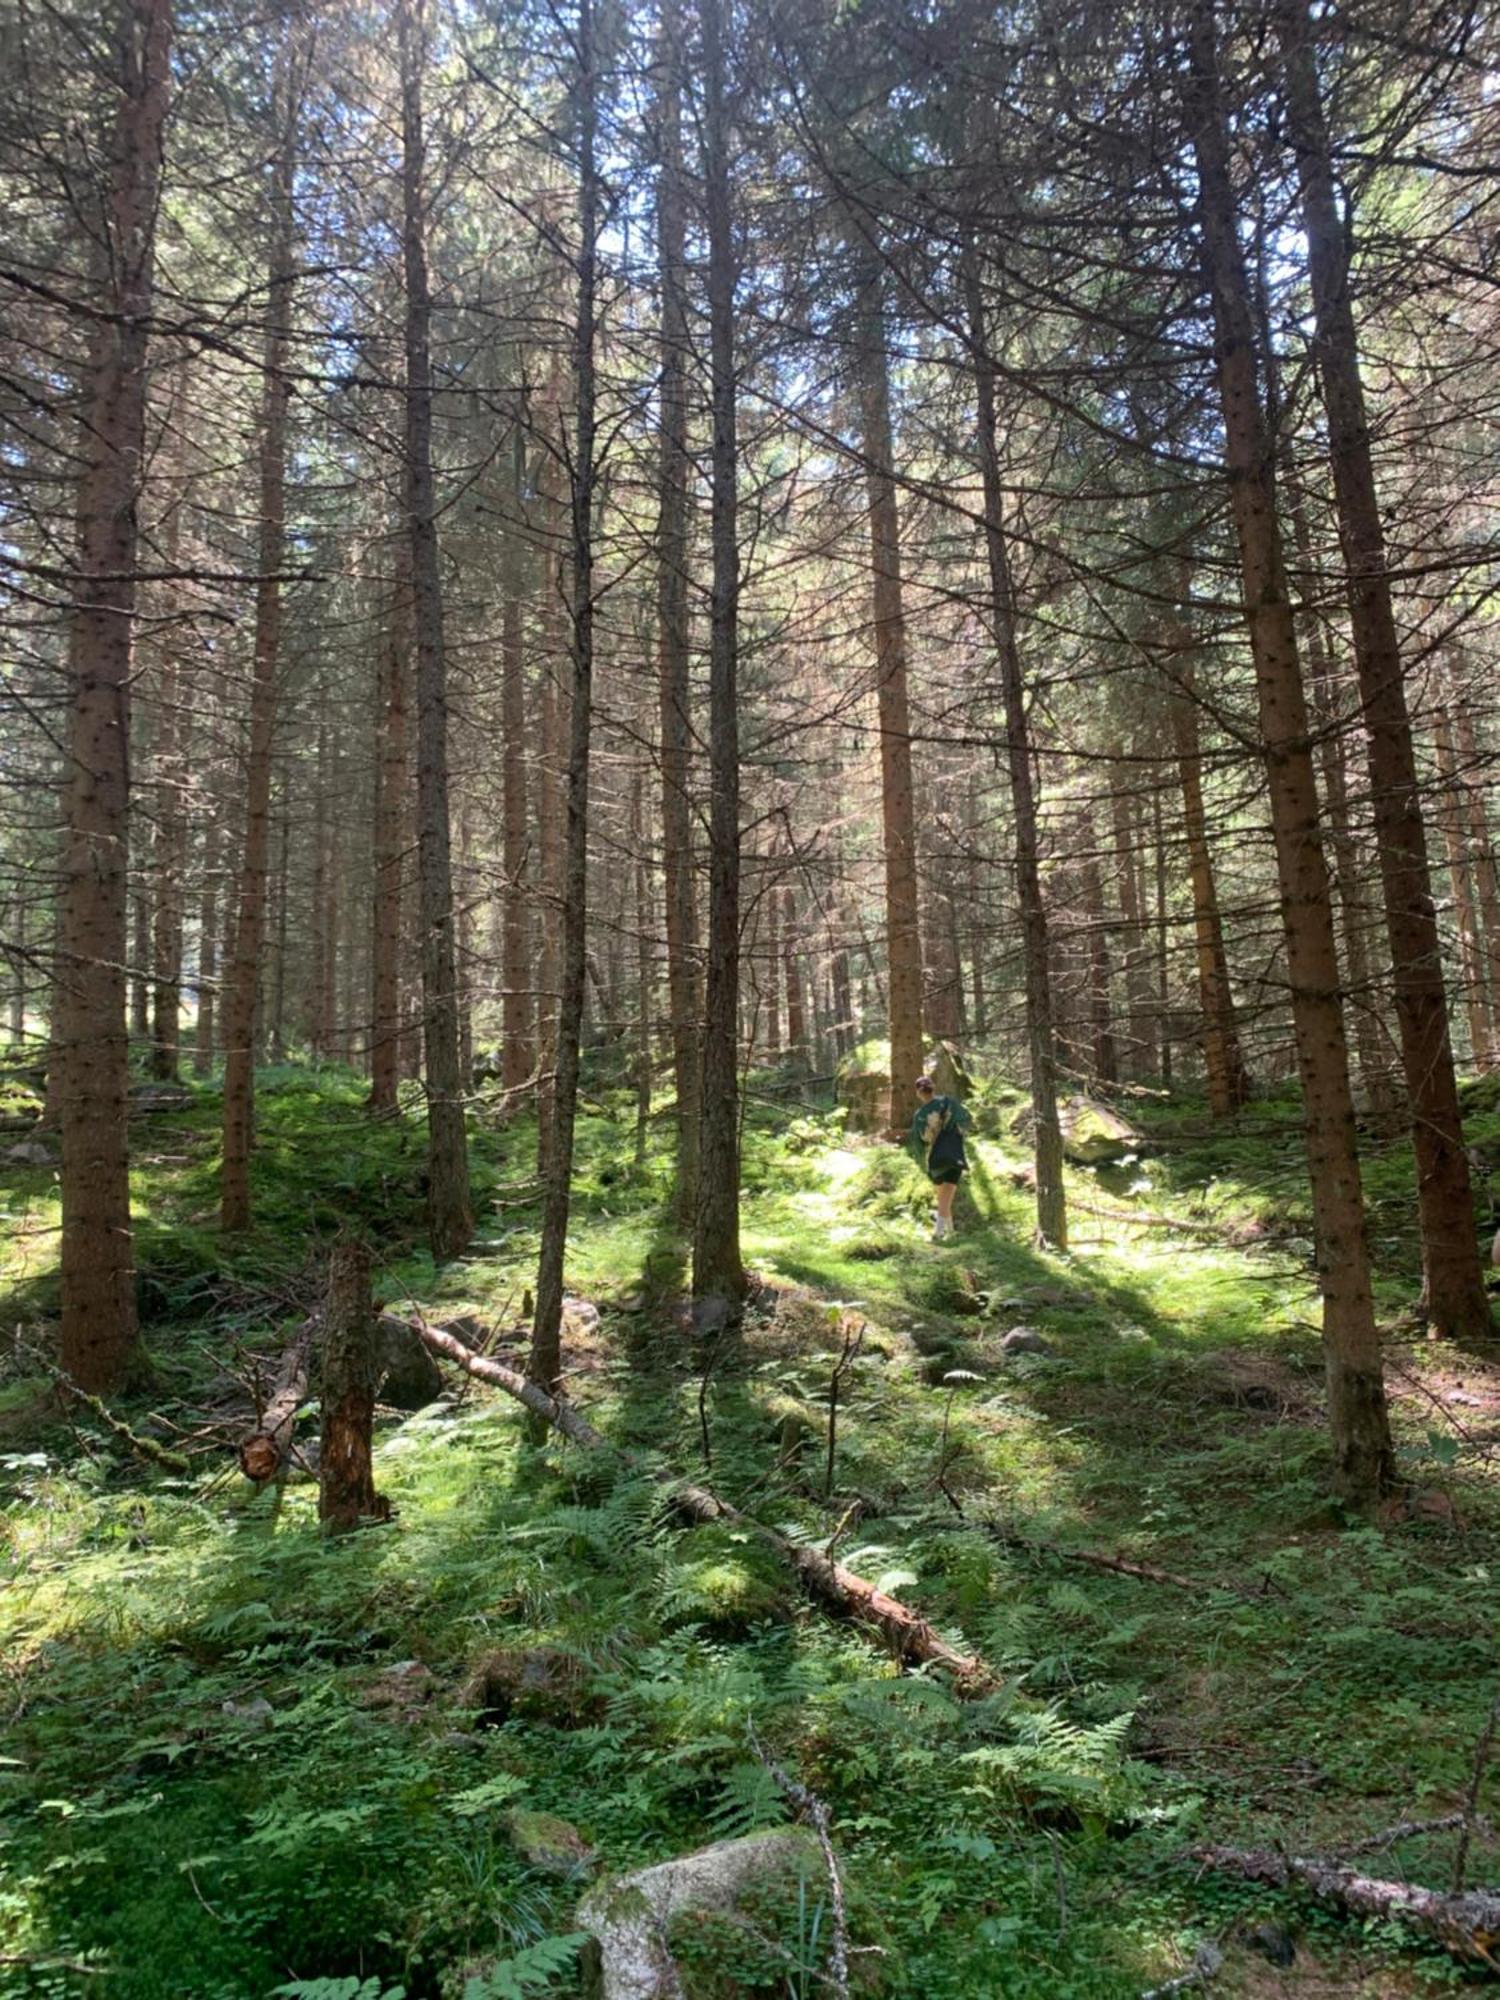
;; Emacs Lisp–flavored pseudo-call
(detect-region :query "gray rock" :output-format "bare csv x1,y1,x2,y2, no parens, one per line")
564,1296,602,1336
3,1139,56,1167
375,1314,445,1410
506,1807,596,1878
220,1695,274,1730
1001,1325,1054,1356
128,1082,193,1114
1058,1096,1143,1165
578,1829,820,2000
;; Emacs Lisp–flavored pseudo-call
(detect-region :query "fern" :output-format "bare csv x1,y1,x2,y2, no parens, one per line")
273,1979,404,2000
460,1931,586,1999
706,1757,789,1839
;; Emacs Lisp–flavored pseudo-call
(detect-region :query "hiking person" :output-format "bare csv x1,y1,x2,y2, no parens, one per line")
911,1074,971,1242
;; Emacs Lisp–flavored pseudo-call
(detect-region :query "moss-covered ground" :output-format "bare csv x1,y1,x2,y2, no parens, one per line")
2,1062,1498,1997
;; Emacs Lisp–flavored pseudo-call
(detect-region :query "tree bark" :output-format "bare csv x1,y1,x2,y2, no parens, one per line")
56,0,173,1390
148,474,188,1081
399,0,472,1261
369,543,411,1111
692,0,746,1302
655,0,702,1220
1278,0,1488,1340
530,0,599,1388
1170,669,1252,1117
221,53,296,1232
1288,480,1398,1117
501,425,534,1092
1432,707,1493,1070
1448,677,1500,1070
963,239,1067,1248
194,811,220,1075
854,260,924,1130
1189,0,1394,1502
318,1241,388,1532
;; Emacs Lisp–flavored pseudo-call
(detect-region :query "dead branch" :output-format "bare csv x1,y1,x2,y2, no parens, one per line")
971,1513,1252,1597
1192,1843,1500,1967
39,1364,191,1475
407,1311,995,1690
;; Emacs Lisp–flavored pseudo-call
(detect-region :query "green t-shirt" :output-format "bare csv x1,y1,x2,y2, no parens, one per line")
911,1094,970,1169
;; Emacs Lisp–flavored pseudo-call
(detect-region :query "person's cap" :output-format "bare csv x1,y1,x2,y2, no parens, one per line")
915,1075,934,1090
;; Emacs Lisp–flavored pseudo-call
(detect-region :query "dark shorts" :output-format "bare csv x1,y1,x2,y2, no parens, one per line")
928,1163,965,1186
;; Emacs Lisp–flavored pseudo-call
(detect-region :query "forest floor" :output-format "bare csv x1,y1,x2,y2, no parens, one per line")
2,1064,1499,1999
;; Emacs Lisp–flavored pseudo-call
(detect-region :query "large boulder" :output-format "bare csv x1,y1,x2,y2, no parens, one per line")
578,1829,820,2000
836,1040,891,1134
927,1040,972,1100
374,1314,445,1410
1059,1095,1143,1165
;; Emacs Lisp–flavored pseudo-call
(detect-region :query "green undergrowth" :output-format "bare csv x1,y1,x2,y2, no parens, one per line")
2,1061,1498,1997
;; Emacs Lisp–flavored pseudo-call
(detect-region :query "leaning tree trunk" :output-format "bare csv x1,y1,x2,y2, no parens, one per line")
854,258,925,1132
56,0,173,1391
692,0,745,1303
963,238,1067,1248
221,55,296,1232
399,0,472,1260
1278,0,1488,1342
1189,0,1393,1502
529,0,599,1388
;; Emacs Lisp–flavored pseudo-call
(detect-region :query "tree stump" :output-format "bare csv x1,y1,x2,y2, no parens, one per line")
318,1241,389,1532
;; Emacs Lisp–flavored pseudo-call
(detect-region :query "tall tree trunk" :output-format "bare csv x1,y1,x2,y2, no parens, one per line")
656,0,702,1219
269,781,290,1062
632,758,653,1164
222,54,295,1232
784,880,807,1069
854,259,924,1129
369,545,410,1110
501,426,533,1092
399,0,472,1260
1433,706,1493,1068
194,811,220,1074
1170,669,1252,1116
1153,783,1173,1087
56,0,172,1389
692,0,745,1301
1189,0,1393,1501
534,372,568,1179
1079,810,1117,1085
1448,678,1500,1070
530,0,599,1385
1288,482,1396,1117
149,476,187,1080
1112,783,1157,1079
963,240,1067,1248
1278,0,1488,1341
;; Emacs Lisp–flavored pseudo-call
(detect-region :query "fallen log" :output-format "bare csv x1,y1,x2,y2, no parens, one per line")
1192,1843,1500,1968
409,1313,993,1690
239,1316,317,1483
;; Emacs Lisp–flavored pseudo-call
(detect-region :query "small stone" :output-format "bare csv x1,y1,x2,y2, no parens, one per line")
3,1140,56,1167
692,1293,734,1337
505,1806,596,1877
1001,1326,1054,1356
220,1695,274,1730
563,1297,602,1335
